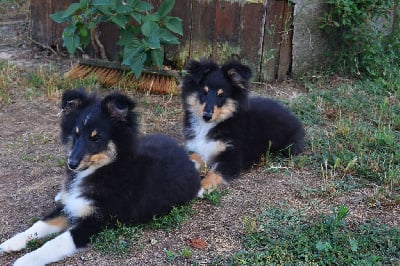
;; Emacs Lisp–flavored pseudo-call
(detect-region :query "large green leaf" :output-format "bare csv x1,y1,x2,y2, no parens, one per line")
110,14,129,29
79,27,90,48
128,52,147,78
141,21,159,37
115,3,133,14
150,48,164,68
158,28,179,45
164,16,183,36
62,3,83,18
92,0,116,7
62,33,80,55
135,1,153,12
50,11,68,23
145,34,161,49
157,0,175,18
118,27,141,45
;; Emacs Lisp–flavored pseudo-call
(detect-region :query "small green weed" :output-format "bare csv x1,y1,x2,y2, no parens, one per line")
202,189,227,206
91,221,142,256
26,233,59,251
145,202,195,230
217,206,400,265
164,248,179,263
179,246,193,259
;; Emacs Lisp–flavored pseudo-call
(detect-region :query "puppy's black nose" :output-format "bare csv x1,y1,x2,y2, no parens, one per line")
67,158,79,170
202,112,212,122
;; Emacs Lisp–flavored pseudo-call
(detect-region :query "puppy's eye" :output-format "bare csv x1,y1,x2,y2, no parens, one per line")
217,89,224,97
75,127,80,138
90,130,100,142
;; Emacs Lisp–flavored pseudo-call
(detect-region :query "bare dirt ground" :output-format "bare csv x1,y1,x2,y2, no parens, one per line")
0,3,399,266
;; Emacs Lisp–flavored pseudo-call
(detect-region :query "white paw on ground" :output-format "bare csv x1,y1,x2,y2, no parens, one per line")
0,233,30,253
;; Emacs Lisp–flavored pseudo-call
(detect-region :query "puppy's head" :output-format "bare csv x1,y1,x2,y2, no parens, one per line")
182,59,252,123
60,89,136,172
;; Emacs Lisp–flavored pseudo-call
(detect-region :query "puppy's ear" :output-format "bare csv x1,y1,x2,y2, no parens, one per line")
185,59,219,84
61,88,89,114
221,61,252,89
60,88,91,144
101,92,135,122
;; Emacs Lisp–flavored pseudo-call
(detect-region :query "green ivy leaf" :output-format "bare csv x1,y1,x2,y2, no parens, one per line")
164,16,183,36
157,0,175,18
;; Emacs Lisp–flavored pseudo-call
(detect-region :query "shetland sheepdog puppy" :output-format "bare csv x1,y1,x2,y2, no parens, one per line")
0,89,200,265
181,59,305,197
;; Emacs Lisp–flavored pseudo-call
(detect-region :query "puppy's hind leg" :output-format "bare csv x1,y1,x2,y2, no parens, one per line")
197,171,224,198
0,207,68,254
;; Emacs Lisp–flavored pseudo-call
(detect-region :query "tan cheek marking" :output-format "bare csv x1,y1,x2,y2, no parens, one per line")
186,93,205,117
204,86,209,93
89,153,109,164
45,216,69,231
217,89,223,96
213,99,238,122
200,171,223,193
75,127,79,135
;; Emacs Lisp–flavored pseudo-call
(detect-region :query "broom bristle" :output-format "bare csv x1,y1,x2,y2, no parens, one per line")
65,63,178,95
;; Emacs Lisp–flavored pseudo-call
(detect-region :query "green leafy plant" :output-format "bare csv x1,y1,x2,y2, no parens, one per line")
320,0,399,78
50,0,182,77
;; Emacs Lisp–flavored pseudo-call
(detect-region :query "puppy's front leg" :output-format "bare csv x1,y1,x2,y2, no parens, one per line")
13,230,76,266
0,208,68,254
13,215,103,266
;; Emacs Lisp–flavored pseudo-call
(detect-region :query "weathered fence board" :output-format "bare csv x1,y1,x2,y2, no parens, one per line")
31,0,294,82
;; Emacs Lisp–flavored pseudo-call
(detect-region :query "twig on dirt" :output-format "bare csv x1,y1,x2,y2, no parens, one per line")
30,38,57,55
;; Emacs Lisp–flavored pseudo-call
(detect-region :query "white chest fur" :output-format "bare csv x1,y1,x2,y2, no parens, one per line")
186,113,229,164
59,167,95,218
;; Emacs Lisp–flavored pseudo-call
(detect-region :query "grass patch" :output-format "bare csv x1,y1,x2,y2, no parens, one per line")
91,221,142,256
289,75,400,202
145,202,195,230
91,203,195,255
0,61,19,106
217,205,400,265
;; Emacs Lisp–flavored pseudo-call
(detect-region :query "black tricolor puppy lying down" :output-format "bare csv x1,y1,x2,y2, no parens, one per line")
0,89,200,265
181,59,305,196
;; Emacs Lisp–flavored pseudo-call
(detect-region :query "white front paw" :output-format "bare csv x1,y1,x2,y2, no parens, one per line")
14,252,44,266
0,233,29,253
196,188,205,198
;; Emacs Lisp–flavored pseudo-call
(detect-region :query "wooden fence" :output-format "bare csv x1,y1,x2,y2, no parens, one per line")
31,0,294,81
